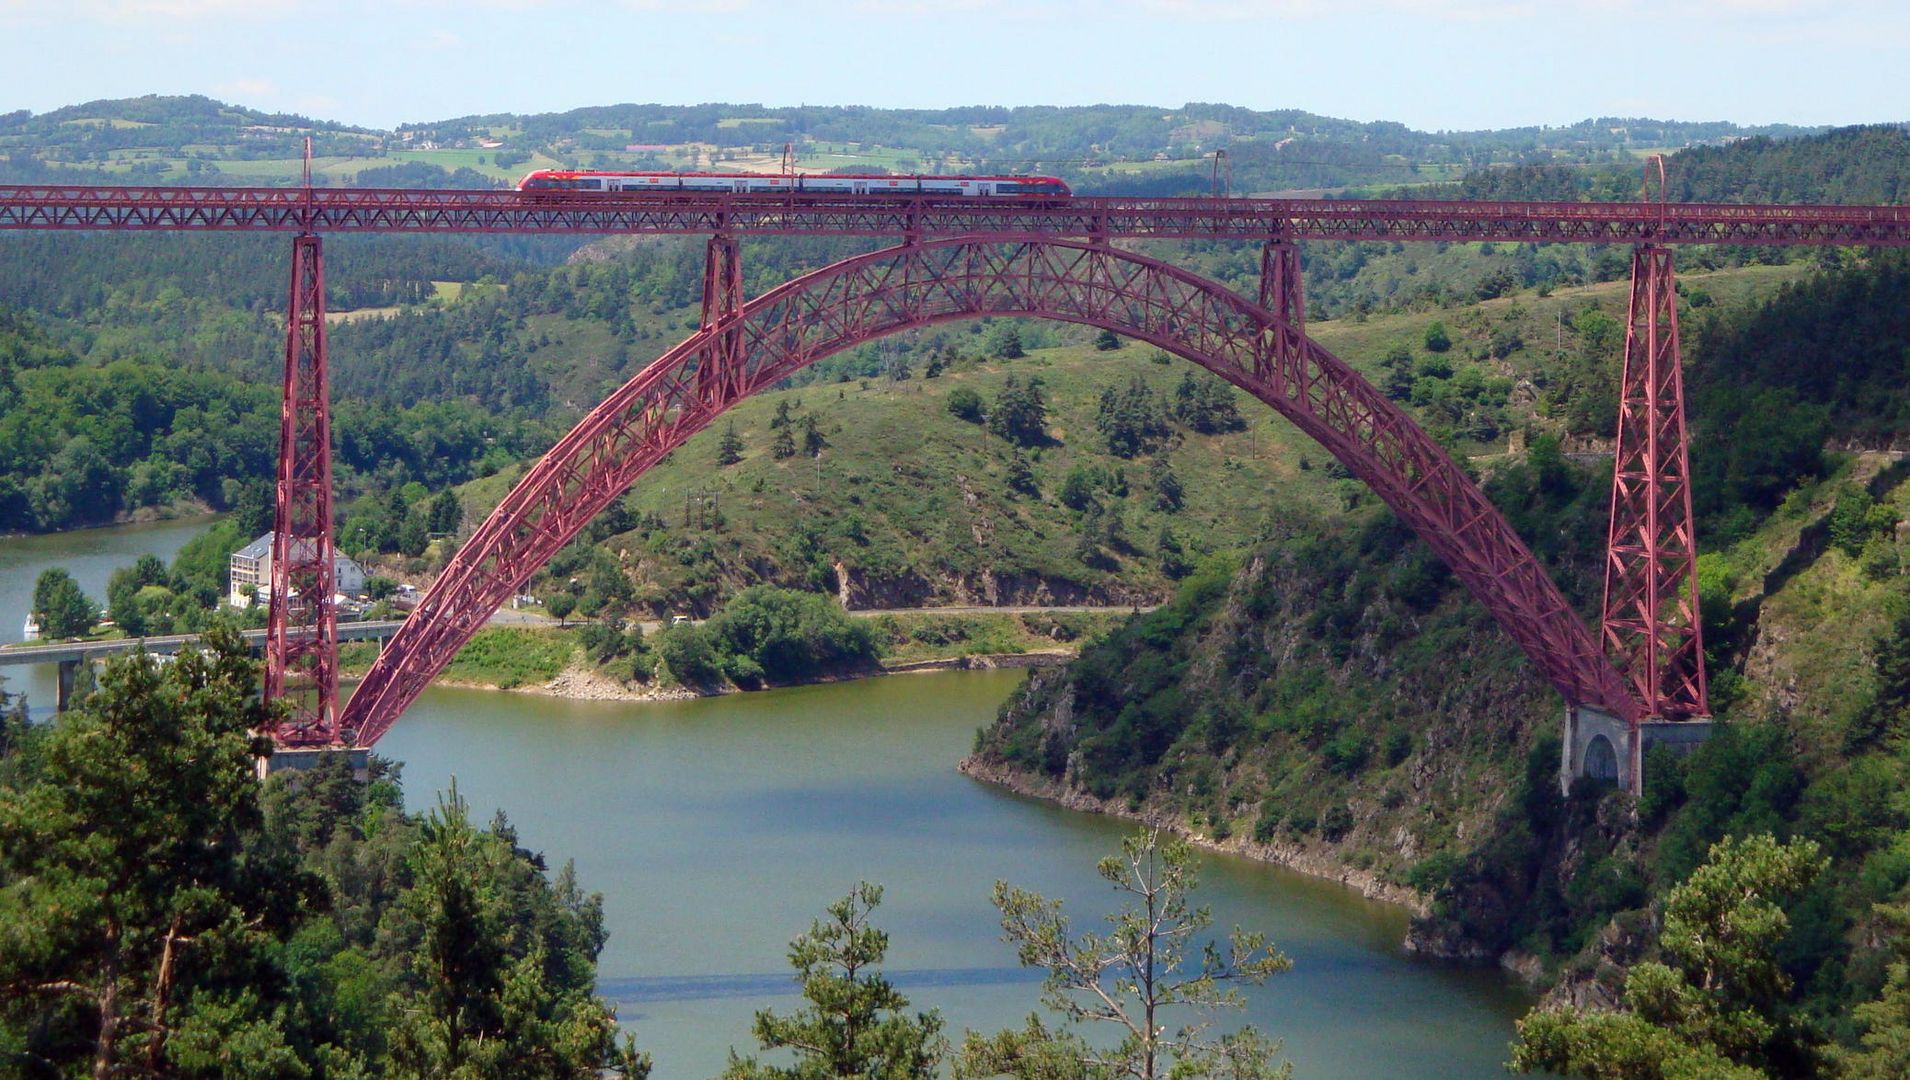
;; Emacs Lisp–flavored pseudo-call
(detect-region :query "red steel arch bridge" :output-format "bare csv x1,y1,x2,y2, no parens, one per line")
7,183,1908,792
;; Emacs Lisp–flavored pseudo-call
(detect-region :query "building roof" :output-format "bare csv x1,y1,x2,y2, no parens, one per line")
234,532,366,574
236,532,275,560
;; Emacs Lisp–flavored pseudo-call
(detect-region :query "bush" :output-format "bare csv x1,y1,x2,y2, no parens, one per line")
946,387,984,423
657,623,722,687
701,585,879,684
1320,804,1356,842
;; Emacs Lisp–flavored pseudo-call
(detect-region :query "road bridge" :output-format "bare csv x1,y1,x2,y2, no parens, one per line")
0,621,402,711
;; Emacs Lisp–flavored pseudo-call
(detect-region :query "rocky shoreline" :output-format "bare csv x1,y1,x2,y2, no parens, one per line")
956,754,1431,917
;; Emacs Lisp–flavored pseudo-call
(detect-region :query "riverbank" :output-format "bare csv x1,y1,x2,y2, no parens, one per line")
956,754,1432,917
425,649,1079,703
338,613,1101,704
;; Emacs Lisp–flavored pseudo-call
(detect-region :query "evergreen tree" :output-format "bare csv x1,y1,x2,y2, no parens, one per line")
1149,455,1183,512
1157,527,1191,580
0,633,325,1075
771,400,795,430
718,422,746,466
428,488,463,535
1424,321,1452,352
1510,834,1825,1079
723,883,946,1079
956,830,1291,1080
1380,345,1417,401
387,783,650,1080
989,376,1049,447
1096,376,1169,458
1842,901,1910,1078
1005,449,1039,498
1173,371,1247,434
801,415,828,457
1059,467,1096,512
31,567,94,638
772,425,798,460
399,512,431,558
988,324,1025,360
1094,328,1122,351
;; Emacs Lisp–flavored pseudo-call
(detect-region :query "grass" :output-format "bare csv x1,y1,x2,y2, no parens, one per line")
462,335,1334,613
871,610,1124,665
438,627,576,689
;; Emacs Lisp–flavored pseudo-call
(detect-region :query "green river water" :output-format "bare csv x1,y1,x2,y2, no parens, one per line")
4,520,1538,1078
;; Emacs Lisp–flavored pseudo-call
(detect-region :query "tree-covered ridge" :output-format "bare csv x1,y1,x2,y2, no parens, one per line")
0,307,554,533
0,92,1820,193
1422,124,1910,205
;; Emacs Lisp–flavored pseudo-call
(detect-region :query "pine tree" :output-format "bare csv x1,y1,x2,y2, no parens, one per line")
722,883,946,1079
1094,328,1122,351
427,489,463,535
1149,455,1183,512
0,633,325,1076
956,830,1292,1079
770,399,795,430
1510,834,1825,1079
990,375,1049,447
1157,526,1191,580
772,425,797,460
717,421,746,466
1006,449,1039,497
1095,376,1169,458
801,414,828,457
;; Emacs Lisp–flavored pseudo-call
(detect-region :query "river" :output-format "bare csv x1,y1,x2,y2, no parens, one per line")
0,516,216,714
3,520,1536,1078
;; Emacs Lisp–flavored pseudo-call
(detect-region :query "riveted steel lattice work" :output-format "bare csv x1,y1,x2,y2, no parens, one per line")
4,185,1910,246
265,233,341,745
1602,246,1707,722
339,237,1638,745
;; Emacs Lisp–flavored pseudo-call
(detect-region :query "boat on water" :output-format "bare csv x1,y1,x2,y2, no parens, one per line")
22,613,41,641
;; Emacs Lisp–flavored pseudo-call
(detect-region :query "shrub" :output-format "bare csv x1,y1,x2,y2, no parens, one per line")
946,387,984,423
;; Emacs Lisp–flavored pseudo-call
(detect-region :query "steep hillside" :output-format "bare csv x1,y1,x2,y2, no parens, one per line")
963,253,1910,1069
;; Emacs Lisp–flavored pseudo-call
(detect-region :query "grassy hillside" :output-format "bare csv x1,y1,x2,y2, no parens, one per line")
416,260,1799,620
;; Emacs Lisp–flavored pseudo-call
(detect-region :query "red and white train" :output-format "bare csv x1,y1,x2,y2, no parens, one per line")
516,169,1071,198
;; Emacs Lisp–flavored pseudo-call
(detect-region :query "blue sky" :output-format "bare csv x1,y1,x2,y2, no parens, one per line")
2,0,1904,132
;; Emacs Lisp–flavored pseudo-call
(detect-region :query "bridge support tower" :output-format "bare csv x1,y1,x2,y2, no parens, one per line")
1585,242,1712,794
265,233,343,747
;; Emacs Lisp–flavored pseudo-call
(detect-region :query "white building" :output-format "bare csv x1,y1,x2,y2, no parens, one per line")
230,532,367,607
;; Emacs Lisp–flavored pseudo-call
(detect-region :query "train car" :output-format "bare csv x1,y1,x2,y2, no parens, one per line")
516,170,1070,198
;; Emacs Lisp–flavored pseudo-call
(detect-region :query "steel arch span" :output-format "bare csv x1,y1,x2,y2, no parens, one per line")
339,237,1638,745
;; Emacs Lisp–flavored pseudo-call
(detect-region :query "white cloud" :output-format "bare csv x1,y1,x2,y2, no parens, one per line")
214,77,279,100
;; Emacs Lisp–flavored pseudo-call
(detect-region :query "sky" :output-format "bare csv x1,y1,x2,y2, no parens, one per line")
0,0,1905,132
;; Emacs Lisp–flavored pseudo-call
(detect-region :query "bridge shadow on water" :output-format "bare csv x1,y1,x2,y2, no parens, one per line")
597,966,1040,1019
